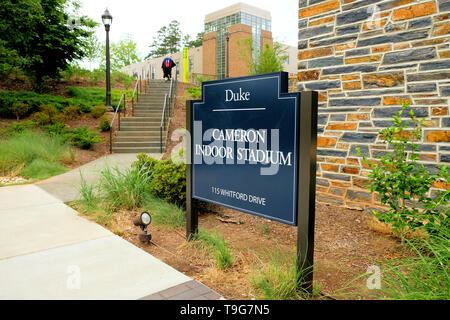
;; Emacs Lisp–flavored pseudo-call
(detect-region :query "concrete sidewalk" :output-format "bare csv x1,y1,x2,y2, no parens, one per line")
0,154,222,300
37,153,152,203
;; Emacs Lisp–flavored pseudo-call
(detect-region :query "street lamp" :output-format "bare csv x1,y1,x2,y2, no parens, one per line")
102,9,113,111
225,31,230,79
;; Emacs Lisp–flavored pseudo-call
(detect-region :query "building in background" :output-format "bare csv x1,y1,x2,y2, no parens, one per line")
121,3,296,81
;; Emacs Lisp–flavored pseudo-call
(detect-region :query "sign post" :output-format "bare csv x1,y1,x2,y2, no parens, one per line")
183,46,188,83
186,72,317,293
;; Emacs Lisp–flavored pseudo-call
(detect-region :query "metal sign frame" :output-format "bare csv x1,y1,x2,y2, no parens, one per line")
185,72,318,292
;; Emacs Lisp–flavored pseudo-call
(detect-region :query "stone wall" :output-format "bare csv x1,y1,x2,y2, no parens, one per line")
297,0,450,210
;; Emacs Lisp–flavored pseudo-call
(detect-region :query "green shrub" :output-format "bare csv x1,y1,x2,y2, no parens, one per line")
358,102,449,237
133,153,159,177
0,121,36,136
0,90,90,117
10,102,29,120
149,158,186,206
91,105,108,119
30,111,51,125
63,105,80,120
98,116,111,132
65,126,101,150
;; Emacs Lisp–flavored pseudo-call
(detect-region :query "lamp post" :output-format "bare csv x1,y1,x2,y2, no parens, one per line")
225,31,230,79
102,9,113,111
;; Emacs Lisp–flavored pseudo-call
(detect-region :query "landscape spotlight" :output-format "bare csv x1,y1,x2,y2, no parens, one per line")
133,212,152,243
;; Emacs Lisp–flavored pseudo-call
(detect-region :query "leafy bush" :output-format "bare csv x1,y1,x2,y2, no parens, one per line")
65,126,101,150
149,158,186,207
10,102,29,120
0,90,90,117
358,102,449,237
91,105,108,119
0,121,36,136
63,105,80,120
30,104,66,126
98,116,111,132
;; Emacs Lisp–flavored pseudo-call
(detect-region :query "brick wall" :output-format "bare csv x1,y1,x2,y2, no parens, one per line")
228,24,254,78
203,31,217,76
297,0,450,210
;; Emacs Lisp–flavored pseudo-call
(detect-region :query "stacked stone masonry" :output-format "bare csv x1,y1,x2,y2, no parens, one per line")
297,0,450,211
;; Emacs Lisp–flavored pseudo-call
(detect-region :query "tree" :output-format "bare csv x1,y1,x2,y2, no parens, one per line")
146,20,183,59
0,0,97,90
185,32,204,48
111,39,141,71
237,38,288,75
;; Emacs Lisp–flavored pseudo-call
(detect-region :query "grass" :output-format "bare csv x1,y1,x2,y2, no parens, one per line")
250,248,314,300
194,229,234,271
98,165,151,210
371,225,450,300
143,193,185,228
0,130,74,180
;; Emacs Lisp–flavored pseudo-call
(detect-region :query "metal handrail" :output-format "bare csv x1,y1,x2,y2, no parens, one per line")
160,94,168,153
109,93,125,154
131,79,139,116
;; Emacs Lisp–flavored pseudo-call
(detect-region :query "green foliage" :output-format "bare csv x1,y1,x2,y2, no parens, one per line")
10,103,29,120
0,121,36,136
237,38,288,75
30,104,66,125
373,224,450,300
194,229,234,271
98,116,111,132
110,39,141,71
66,86,131,112
358,102,449,237
20,158,67,180
251,248,312,300
91,105,108,119
149,158,186,207
0,0,97,90
143,193,185,228
98,165,152,210
184,32,204,48
62,105,80,120
64,126,101,150
0,130,74,178
186,75,210,100
146,20,183,59
0,90,91,117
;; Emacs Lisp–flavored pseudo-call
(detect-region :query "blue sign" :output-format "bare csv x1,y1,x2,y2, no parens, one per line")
191,72,300,226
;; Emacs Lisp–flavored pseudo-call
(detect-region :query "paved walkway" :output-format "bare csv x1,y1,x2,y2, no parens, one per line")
0,154,222,300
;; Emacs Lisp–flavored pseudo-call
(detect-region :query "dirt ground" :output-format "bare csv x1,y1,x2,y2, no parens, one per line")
80,201,403,300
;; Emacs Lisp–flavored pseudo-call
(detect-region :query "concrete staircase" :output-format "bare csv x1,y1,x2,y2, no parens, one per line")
112,80,173,154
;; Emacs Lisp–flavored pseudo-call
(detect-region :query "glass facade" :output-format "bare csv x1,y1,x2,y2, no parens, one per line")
205,12,271,79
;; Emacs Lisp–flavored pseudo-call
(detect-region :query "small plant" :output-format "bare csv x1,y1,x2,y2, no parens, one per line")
30,104,66,125
65,126,101,150
143,193,185,228
98,165,151,210
194,229,234,271
98,116,111,132
0,121,36,136
63,105,80,120
149,158,186,207
358,101,449,238
78,172,100,212
91,105,109,119
251,248,312,300
10,102,29,120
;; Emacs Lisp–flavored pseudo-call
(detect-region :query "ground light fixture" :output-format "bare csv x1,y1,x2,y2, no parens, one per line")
133,212,152,243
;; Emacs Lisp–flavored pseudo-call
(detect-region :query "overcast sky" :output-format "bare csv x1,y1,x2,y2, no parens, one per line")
76,0,298,60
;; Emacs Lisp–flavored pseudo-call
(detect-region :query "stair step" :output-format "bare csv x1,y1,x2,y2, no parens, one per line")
116,131,162,136
113,141,165,148
112,147,165,153
115,136,165,142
